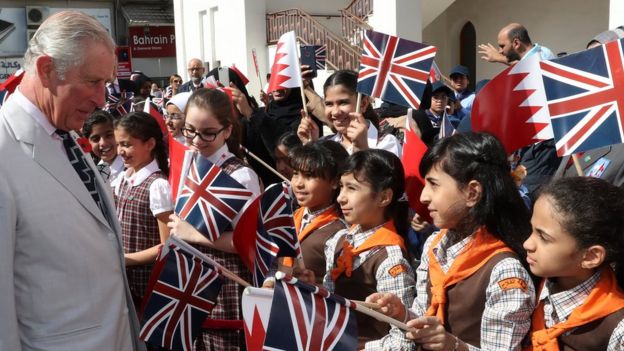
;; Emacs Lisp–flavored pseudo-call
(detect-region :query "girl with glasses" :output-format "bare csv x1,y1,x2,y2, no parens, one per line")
164,92,191,144
167,88,261,350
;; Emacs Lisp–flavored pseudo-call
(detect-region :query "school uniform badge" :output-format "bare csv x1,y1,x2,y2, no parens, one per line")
498,278,528,292
388,264,408,277
585,157,611,178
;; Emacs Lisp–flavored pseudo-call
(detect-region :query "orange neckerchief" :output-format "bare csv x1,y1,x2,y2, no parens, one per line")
527,267,624,351
425,227,513,324
330,221,405,281
283,206,342,267
294,206,341,242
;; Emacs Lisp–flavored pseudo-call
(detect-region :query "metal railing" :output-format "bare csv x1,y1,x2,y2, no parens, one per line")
266,9,361,70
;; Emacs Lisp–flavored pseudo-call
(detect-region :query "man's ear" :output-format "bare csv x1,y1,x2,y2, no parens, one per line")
464,180,482,208
36,56,56,88
581,245,606,270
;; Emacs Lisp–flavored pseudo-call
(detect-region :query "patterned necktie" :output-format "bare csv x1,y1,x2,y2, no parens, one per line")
56,129,104,214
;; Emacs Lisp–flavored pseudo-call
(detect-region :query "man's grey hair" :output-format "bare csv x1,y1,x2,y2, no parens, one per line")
23,10,115,79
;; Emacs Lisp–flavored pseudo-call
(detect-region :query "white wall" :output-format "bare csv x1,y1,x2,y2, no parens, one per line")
369,0,422,42
610,0,624,29
173,0,267,95
423,0,609,82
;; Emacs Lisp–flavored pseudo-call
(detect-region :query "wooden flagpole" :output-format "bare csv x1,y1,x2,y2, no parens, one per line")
571,154,584,176
355,92,363,114
251,48,263,93
170,235,251,287
240,146,289,182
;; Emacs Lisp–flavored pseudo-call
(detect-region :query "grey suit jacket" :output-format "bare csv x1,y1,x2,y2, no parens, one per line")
0,96,146,351
554,144,624,187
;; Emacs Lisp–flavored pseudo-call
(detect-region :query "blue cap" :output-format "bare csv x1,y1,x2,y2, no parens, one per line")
449,65,470,78
431,81,453,97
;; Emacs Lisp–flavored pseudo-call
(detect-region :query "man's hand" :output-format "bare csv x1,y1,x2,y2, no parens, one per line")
478,43,508,64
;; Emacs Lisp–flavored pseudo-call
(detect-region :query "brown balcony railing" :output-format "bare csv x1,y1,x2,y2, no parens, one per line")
266,9,361,70
340,8,372,50
345,0,373,20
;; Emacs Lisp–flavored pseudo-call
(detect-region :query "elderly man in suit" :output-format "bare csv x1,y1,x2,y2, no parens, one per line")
0,11,145,351
178,58,206,93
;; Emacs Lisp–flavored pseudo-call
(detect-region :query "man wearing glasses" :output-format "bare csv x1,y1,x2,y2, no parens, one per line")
179,58,206,93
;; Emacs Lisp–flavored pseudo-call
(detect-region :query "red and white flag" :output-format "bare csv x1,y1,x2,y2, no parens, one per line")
143,97,169,138
402,109,431,222
472,54,553,154
267,31,303,93
168,134,188,201
242,287,273,351
0,69,24,104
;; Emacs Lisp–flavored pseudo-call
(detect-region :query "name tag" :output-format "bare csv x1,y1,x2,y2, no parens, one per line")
585,157,611,178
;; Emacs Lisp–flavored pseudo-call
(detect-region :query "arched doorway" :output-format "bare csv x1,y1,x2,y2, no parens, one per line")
460,21,476,91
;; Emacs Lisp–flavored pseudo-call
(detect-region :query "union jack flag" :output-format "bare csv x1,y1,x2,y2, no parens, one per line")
175,154,254,241
542,38,624,156
438,112,457,139
140,243,223,351
234,182,301,287
357,30,437,109
429,60,442,83
315,45,327,70
105,90,133,117
263,274,358,351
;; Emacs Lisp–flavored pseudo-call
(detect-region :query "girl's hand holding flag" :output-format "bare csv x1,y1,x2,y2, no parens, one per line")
296,110,319,144
346,111,368,152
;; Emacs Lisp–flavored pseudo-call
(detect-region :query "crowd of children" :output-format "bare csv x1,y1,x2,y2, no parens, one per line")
81,65,624,351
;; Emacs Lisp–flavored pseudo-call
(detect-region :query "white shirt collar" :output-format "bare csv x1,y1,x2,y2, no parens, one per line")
205,143,231,167
100,155,124,174
12,87,57,137
121,159,161,186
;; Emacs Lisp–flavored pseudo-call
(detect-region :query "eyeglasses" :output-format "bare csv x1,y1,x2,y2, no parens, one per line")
172,79,182,83
188,67,203,72
181,126,227,142
165,113,184,120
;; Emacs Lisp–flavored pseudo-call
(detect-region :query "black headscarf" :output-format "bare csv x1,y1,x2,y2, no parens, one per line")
267,88,303,125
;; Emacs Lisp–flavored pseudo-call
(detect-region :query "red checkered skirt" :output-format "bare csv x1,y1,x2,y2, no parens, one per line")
115,171,166,304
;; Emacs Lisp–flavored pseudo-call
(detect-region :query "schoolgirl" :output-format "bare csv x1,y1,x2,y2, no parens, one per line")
281,139,349,284
369,132,535,350
83,109,124,185
321,149,416,349
167,88,261,350
524,177,624,350
112,112,173,309
164,91,192,144
297,69,402,157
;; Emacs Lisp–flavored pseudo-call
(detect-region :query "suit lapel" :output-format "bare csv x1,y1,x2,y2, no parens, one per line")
580,146,611,171
3,99,112,229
